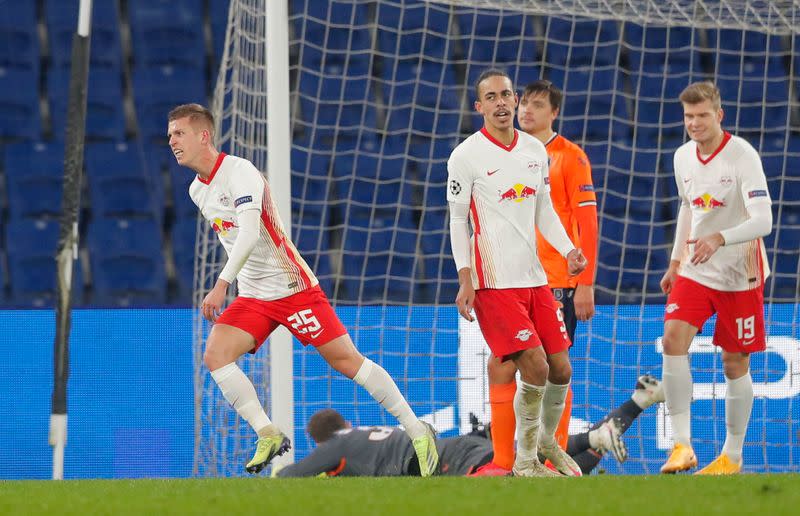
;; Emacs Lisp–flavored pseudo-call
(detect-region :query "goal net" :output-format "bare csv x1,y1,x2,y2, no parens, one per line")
196,0,800,475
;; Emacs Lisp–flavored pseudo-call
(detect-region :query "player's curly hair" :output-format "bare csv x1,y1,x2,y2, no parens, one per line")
308,409,348,444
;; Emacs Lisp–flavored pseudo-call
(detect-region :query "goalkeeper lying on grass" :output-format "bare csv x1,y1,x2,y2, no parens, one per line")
275,375,664,477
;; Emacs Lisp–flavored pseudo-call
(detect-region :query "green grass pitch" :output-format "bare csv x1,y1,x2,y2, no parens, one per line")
1,475,797,515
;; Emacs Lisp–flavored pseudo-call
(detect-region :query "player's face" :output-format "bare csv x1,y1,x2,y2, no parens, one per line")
475,75,518,131
167,117,208,168
682,99,723,146
517,92,558,134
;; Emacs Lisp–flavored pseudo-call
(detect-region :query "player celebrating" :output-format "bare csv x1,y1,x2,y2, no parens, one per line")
167,104,438,476
276,376,664,478
447,70,587,477
659,82,772,475
472,80,599,476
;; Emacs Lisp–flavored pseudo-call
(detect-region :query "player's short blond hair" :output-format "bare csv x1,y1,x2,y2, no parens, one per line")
679,81,722,110
168,103,215,136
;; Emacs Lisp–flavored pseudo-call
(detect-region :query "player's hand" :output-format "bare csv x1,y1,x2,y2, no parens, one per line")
574,284,595,321
566,248,587,276
660,262,680,294
688,233,725,265
202,281,229,322
455,282,476,322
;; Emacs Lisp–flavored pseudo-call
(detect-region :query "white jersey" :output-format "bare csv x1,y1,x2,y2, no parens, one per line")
189,153,317,300
673,132,771,291
447,128,552,290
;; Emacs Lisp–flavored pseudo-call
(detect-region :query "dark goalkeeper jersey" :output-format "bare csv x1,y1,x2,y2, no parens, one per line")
277,427,493,477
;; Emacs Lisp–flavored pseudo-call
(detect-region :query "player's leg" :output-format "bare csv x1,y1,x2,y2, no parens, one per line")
660,276,712,473
567,375,664,473
468,354,516,475
553,289,577,450
697,286,763,475
530,286,581,476
206,300,291,473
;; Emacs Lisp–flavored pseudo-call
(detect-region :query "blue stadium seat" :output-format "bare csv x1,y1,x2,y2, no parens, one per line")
377,0,453,60
4,142,64,219
170,216,196,304
624,25,699,71
0,67,41,140
339,210,416,302
706,29,785,55
714,59,790,133
419,208,458,304
210,0,230,67
0,2,38,69
298,60,372,101
85,142,164,221
133,65,207,143
88,216,167,306
46,0,122,68
5,218,84,307
48,66,126,141
382,60,461,135
543,17,619,67
128,0,205,67
291,210,334,295
169,161,198,220
457,11,538,64
293,0,372,67
548,69,628,140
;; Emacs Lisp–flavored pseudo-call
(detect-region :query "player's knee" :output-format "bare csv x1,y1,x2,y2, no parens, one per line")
203,338,241,371
661,332,689,356
514,348,548,384
329,349,364,379
722,353,749,379
548,356,572,384
487,354,517,383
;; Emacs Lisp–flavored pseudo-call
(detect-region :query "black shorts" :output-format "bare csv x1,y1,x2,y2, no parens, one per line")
551,287,577,344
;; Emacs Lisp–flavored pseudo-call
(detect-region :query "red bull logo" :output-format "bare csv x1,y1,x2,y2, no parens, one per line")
211,217,236,235
690,193,725,212
499,183,537,203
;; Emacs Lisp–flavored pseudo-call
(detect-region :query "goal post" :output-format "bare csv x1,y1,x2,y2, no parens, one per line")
196,0,800,476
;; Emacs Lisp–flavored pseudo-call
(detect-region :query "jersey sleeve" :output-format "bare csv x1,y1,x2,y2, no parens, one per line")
276,441,344,477
564,147,597,210
737,145,771,207
446,150,473,205
227,160,265,214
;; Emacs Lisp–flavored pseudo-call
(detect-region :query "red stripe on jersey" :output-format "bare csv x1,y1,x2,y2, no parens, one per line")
198,152,227,184
260,188,313,289
470,197,486,289
696,132,731,165
480,127,519,152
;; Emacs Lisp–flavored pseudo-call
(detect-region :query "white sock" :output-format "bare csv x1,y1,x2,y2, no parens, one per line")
722,373,753,464
210,362,273,436
513,381,545,464
662,354,693,448
539,380,569,446
353,358,426,439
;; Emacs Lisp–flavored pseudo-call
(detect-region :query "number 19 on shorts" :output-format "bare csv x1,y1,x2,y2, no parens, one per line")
736,315,755,340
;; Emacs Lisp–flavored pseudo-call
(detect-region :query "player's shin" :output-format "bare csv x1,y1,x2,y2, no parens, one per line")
539,380,570,446
210,362,275,436
722,373,753,464
353,358,426,438
662,354,693,447
513,381,545,464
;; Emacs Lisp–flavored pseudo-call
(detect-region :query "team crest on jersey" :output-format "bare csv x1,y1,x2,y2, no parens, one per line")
211,217,236,235
719,176,733,186
499,183,537,203
690,193,725,211
528,160,543,173
515,329,533,342
218,193,231,207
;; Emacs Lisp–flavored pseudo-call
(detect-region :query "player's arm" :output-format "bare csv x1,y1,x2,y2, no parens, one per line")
201,163,264,322
276,442,345,478
689,147,773,265
536,165,586,276
564,149,598,320
447,152,475,322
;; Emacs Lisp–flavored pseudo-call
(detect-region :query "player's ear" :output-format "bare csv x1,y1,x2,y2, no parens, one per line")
717,108,724,124
474,100,482,113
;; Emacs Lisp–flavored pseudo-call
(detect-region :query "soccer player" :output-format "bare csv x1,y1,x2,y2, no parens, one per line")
275,376,664,477
472,80,599,476
167,104,438,476
659,81,772,475
447,70,588,477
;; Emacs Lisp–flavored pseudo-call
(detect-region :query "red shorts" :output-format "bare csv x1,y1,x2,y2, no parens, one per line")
216,285,348,352
665,275,766,353
473,286,571,361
